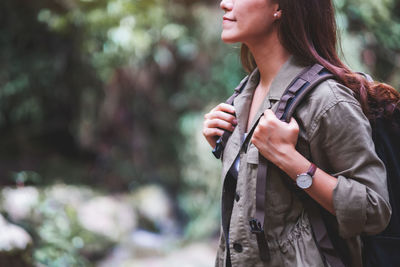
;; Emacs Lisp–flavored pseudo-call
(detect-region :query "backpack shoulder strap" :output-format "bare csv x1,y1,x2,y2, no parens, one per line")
212,75,249,159
226,75,249,105
251,64,347,266
275,64,335,122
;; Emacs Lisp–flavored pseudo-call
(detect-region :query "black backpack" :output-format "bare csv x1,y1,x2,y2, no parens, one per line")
213,63,400,267
363,107,400,267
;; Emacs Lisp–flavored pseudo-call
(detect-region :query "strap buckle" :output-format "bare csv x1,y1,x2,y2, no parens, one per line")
212,138,224,159
249,218,264,234
249,218,270,262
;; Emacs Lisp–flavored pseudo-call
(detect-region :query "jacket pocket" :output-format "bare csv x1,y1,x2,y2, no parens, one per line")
280,211,326,267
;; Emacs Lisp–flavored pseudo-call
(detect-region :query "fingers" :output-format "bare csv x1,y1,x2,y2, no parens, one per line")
212,103,236,115
252,109,296,143
204,117,236,132
262,109,277,122
288,117,300,133
257,109,278,130
203,103,237,132
202,127,225,139
204,110,237,125
202,103,237,148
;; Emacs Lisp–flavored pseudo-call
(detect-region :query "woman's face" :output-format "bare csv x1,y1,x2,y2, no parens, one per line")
220,0,279,45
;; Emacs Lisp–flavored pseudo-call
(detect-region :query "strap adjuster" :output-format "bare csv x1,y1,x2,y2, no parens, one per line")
212,138,224,159
249,218,270,261
249,218,264,234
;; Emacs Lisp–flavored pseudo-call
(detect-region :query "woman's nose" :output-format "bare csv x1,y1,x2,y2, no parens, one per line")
220,0,233,12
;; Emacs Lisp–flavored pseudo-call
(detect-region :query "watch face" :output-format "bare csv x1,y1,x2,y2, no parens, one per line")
296,174,313,189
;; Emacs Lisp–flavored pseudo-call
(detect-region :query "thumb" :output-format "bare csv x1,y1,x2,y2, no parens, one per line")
288,117,299,129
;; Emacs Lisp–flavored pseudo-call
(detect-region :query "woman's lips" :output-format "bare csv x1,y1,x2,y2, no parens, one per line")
223,16,235,22
222,16,235,26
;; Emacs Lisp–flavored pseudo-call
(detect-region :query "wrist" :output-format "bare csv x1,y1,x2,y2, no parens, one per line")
278,149,310,180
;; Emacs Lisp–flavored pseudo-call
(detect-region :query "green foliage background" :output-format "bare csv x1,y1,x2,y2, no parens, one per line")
0,0,399,264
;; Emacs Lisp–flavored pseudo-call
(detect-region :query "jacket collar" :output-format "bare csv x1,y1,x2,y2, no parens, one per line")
268,56,307,100
236,56,307,133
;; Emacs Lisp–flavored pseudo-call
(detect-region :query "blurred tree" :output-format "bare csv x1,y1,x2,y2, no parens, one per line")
335,0,400,85
0,0,245,191
0,0,102,183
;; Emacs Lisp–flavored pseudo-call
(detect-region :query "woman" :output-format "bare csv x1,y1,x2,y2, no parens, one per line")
203,0,396,266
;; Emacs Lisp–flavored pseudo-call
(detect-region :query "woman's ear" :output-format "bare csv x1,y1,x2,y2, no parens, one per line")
273,10,282,20
272,3,282,19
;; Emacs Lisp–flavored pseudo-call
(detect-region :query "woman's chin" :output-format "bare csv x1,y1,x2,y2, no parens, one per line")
221,33,240,44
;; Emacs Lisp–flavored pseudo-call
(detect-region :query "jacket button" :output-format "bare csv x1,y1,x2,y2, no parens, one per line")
235,193,240,202
233,243,243,253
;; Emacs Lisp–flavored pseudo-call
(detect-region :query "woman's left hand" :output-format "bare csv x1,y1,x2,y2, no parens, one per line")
251,109,299,168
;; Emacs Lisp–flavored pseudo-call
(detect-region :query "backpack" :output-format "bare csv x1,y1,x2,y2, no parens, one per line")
213,63,400,267
363,107,400,267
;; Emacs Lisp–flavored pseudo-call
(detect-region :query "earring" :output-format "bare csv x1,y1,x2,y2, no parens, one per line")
274,13,278,18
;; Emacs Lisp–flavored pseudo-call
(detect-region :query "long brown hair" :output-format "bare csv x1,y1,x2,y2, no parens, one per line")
241,0,400,120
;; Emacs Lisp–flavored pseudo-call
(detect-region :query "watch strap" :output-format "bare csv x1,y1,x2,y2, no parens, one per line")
307,163,317,177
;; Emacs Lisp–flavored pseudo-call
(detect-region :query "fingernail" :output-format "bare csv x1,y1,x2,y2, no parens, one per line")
233,119,238,125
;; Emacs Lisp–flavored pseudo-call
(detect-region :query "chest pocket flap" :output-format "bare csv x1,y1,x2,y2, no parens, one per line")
246,143,259,164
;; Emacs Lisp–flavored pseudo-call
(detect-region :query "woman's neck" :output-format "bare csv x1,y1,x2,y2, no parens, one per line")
246,34,290,92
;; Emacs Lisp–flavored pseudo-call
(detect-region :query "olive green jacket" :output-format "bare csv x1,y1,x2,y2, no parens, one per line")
215,57,391,267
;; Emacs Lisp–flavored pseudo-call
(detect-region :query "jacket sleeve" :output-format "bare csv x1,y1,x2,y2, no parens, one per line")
308,94,391,239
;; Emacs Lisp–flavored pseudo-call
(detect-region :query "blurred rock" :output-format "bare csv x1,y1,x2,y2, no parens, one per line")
96,229,173,267
77,196,137,241
138,241,217,267
31,185,119,264
44,184,95,208
0,214,32,250
0,214,33,266
132,185,177,234
1,186,39,221
96,239,217,267
130,230,172,257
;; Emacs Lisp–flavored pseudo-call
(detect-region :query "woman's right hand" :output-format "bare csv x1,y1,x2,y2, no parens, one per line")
202,103,237,148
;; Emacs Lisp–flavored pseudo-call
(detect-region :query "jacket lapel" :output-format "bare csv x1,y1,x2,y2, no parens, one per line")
243,56,308,144
221,70,258,179
221,56,308,178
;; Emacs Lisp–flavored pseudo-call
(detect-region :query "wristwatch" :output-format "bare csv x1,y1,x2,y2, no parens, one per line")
296,163,317,189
